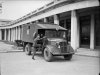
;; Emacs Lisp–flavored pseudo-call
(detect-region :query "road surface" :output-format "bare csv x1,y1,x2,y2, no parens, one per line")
0,42,99,75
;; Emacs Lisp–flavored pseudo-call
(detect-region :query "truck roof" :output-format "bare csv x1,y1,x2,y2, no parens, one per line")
35,23,67,30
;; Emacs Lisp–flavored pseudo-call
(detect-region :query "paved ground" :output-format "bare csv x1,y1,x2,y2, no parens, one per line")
76,48,100,58
0,41,100,75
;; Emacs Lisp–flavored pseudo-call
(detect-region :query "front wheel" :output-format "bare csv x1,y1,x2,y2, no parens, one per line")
44,48,53,62
25,44,31,55
64,54,72,60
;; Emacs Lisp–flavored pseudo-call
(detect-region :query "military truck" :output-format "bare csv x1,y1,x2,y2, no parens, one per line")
22,23,74,62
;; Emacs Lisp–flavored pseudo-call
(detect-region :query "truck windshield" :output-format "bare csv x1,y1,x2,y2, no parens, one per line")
45,30,66,38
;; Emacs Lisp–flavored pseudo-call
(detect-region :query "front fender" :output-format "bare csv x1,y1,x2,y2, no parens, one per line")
46,45,60,55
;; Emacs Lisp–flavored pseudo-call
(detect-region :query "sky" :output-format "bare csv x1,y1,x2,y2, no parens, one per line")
0,0,53,20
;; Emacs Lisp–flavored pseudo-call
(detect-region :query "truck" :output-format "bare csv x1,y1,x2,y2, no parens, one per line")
21,23,74,62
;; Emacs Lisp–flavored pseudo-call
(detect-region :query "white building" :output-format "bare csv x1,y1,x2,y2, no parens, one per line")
0,19,11,26
0,0,100,50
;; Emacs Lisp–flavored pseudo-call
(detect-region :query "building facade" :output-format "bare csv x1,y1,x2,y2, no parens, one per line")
0,0,100,50
0,19,11,26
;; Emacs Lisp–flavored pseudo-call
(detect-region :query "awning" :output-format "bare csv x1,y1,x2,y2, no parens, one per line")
35,23,67,30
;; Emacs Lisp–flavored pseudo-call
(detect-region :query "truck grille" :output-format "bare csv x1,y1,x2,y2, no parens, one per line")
59,42,67,53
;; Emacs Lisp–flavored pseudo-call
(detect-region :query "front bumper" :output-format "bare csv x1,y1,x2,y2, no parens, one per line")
52,52,75,56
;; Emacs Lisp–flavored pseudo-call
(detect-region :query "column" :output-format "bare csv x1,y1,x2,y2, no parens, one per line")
18,26,21,40
17,27,19,40
19,26,21,40
77,16,80,49
16,27,18,40
54,14,59,25
8,29,11,41
20,26,22,40
13,28,15,42
9,29,11,41
4,29,7,40
7,29,9,41
12,28,14,42
21,25,24,40
44,18,47,22
0,29,2,40
13,28,16,41
71,10,78,50
6,29,8,41
90,14,95,49
12,28,13,42
11,28,13,41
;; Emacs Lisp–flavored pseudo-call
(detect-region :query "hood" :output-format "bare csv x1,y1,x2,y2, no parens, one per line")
47,38,66,42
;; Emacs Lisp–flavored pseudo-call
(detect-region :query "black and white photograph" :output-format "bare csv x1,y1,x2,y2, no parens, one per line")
0,0,100,75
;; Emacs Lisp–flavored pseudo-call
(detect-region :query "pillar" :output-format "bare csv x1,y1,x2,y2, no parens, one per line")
77,16,80,49
9,29,11,41
54,14,59,25
4,29,7,40
11,28,13,41
12,28,14,42
71,10,78,50
6,29,8,41
7,29,9,41
21,25,24,40
90,14,95,49
18,26,21,40
0,29,2,40
13,28,16,42
8,29,11,41
44,18,47,22
16,27,18,40
13,28,15,42
20,25,22,40
20,26,21,40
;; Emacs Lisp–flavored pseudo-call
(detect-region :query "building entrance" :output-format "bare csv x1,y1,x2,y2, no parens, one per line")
59,19,71,43
80,15,91,48
95,13,100,49
1,29,5,40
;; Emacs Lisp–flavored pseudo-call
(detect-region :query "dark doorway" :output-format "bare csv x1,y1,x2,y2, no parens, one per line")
1,29,5,40
95,13,100,49
66,19,71,43
59,18,71,43
59,20,65,27
80,15,91,48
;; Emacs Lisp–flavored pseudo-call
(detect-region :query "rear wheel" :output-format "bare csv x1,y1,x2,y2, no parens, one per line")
25,44,31,55
44,48,52,62
64,54,72,60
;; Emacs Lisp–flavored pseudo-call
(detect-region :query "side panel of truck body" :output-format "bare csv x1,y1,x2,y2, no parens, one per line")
22,24,36,43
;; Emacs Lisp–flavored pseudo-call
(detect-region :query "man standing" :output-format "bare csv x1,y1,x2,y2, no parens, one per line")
32,32,40,60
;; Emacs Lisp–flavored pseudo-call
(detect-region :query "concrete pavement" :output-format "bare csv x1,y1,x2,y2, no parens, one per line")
0,41,100,75
0,51,99,75
0,41,22,53
76,48,100,58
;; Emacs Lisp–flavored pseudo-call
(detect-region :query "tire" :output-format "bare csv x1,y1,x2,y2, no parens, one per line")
64,54,72,60
25,44,31,55
44,48,52,62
